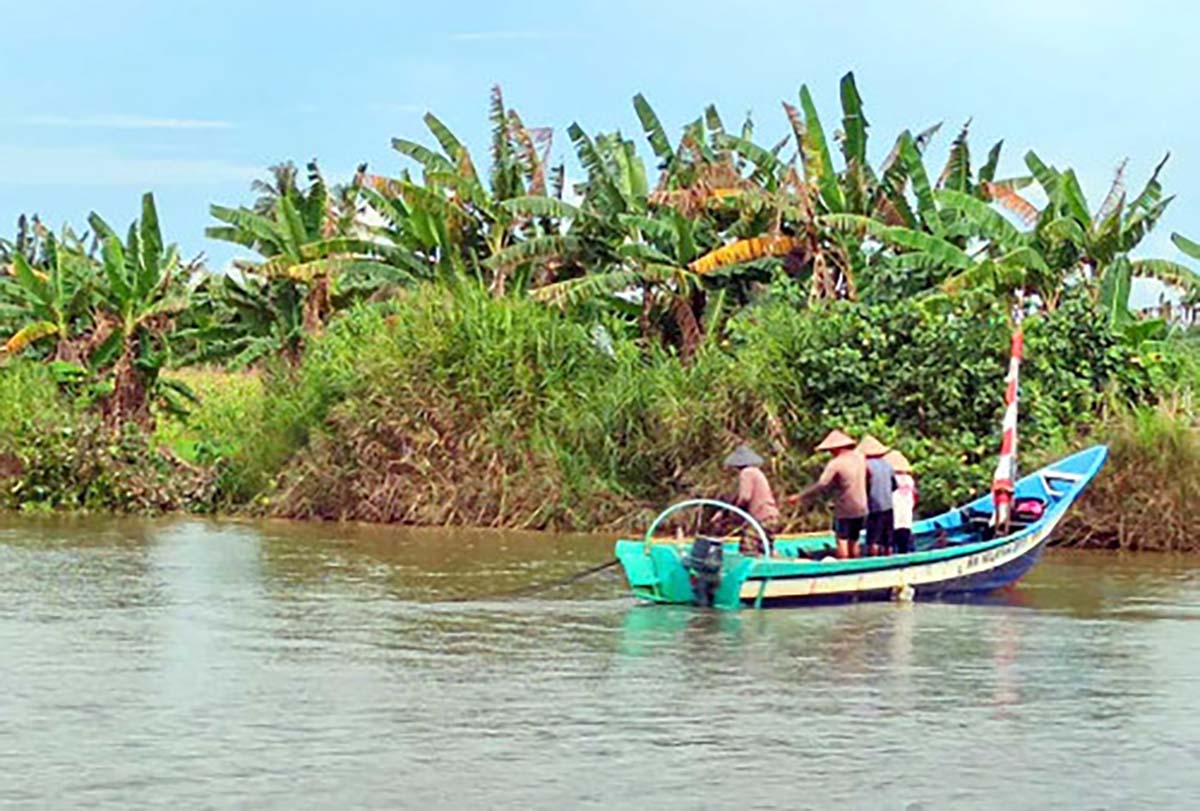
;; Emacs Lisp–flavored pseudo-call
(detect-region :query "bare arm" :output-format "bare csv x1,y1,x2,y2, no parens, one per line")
734,468,753,508
794,464,836,504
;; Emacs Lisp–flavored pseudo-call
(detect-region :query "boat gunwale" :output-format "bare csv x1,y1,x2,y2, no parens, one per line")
616,444,1108,583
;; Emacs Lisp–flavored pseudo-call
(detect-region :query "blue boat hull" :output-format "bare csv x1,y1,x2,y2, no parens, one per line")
748,536,1049,608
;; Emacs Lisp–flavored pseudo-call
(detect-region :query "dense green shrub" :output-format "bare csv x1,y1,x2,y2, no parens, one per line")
0,360,212,513
193,282,1171,530
7,281,1196,538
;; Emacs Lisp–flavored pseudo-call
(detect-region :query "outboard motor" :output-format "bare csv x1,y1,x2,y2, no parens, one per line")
682,537,724,607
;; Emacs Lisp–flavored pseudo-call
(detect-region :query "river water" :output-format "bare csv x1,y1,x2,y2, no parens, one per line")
2,516,1200,809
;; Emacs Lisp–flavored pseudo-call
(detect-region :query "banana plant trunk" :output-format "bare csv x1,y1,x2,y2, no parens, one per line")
54,335,84,365
302,276,332,336
671,291,704,365
639,281,654,344
102,338,152,428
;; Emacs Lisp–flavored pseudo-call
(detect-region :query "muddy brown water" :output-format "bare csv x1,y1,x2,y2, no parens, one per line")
3,515,1200,808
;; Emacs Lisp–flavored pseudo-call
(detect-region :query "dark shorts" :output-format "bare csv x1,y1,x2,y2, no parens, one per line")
893,527,913,554
866,510,894,549
833,515,865,541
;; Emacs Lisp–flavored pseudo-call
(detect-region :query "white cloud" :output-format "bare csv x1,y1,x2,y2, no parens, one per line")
0,146,259,185
14,114,233,130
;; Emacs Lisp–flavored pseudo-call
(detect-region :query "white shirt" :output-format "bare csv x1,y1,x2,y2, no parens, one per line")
893,473,915,529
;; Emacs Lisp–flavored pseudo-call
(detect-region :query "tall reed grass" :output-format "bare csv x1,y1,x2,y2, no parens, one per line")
1058,395,1200,551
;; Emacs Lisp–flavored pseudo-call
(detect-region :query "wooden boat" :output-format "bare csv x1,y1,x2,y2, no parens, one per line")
614,445,1107,609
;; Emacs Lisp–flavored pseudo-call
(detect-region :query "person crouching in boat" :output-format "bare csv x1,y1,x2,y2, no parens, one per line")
859,435,896,557
720,444,779,554
885,449,916,554
795,430,868,559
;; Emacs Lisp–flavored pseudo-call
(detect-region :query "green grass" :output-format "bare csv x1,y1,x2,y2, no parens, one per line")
0,360,65,440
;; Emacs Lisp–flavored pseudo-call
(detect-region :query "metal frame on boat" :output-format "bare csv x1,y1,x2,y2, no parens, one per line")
614,445,1107,610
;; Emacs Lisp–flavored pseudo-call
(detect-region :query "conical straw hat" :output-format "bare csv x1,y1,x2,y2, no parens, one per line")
723,444,765,468
815,430,856,452
857,434,890,458
883,449,913,474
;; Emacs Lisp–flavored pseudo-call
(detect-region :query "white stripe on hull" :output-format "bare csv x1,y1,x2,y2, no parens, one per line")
738,520,1054,602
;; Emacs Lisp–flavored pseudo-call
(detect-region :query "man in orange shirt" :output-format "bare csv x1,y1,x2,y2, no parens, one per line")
720,444,779,553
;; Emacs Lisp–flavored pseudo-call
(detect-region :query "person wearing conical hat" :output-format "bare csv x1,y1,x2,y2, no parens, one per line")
884,449,916,554
859,435,896,557
721,444,779,551
795,430,868,559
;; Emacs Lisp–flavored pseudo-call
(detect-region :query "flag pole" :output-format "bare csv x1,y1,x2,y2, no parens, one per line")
992,290,1025,534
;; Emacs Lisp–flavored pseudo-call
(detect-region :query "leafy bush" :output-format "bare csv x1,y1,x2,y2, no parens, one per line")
0,359,213,513
0,361,61,439
227,282,1171,530
7,281,1198,540
153,367,269,507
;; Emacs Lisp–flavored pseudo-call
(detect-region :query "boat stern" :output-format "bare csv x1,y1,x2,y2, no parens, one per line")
614,539,751,608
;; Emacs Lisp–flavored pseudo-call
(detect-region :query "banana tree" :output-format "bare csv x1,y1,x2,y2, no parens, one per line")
533,206,721,360
847,155,1200,336
485,123,736,359
657,74,969,301
86,193,195,425
0,232,94,361
207,161,397,359
380,86,562,296
174,272,305,369
981,153,1200,314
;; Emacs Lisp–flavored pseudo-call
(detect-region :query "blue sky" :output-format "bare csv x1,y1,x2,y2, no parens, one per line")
2,0,1197,292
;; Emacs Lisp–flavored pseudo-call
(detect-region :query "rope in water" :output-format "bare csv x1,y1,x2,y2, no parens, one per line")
442,558,620,603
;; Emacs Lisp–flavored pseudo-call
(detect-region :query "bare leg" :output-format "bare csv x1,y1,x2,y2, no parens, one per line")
837,538,851,559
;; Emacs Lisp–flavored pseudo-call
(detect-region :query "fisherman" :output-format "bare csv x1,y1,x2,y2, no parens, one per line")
720,444,779,554
859,435,896,557
884,449,916,554
795,430,868,559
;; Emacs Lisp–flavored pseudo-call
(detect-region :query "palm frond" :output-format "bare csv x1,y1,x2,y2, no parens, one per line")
983,183,1039,226
531,268,643,307
2,320,58,353
1171,232,1200,260
797,85,844,211
500,196,582,221
1131,259,1200,291
934,189,1021,245
1096,159,1128,226
900,131,941,234
936,119,972,192
392,138,455,174
486,235,582,270
689,235,801,274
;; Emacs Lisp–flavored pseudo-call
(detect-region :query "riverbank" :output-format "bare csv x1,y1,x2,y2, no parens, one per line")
2,284,1197,550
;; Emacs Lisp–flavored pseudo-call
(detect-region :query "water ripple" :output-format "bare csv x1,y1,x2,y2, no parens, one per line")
2,518,1200,808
